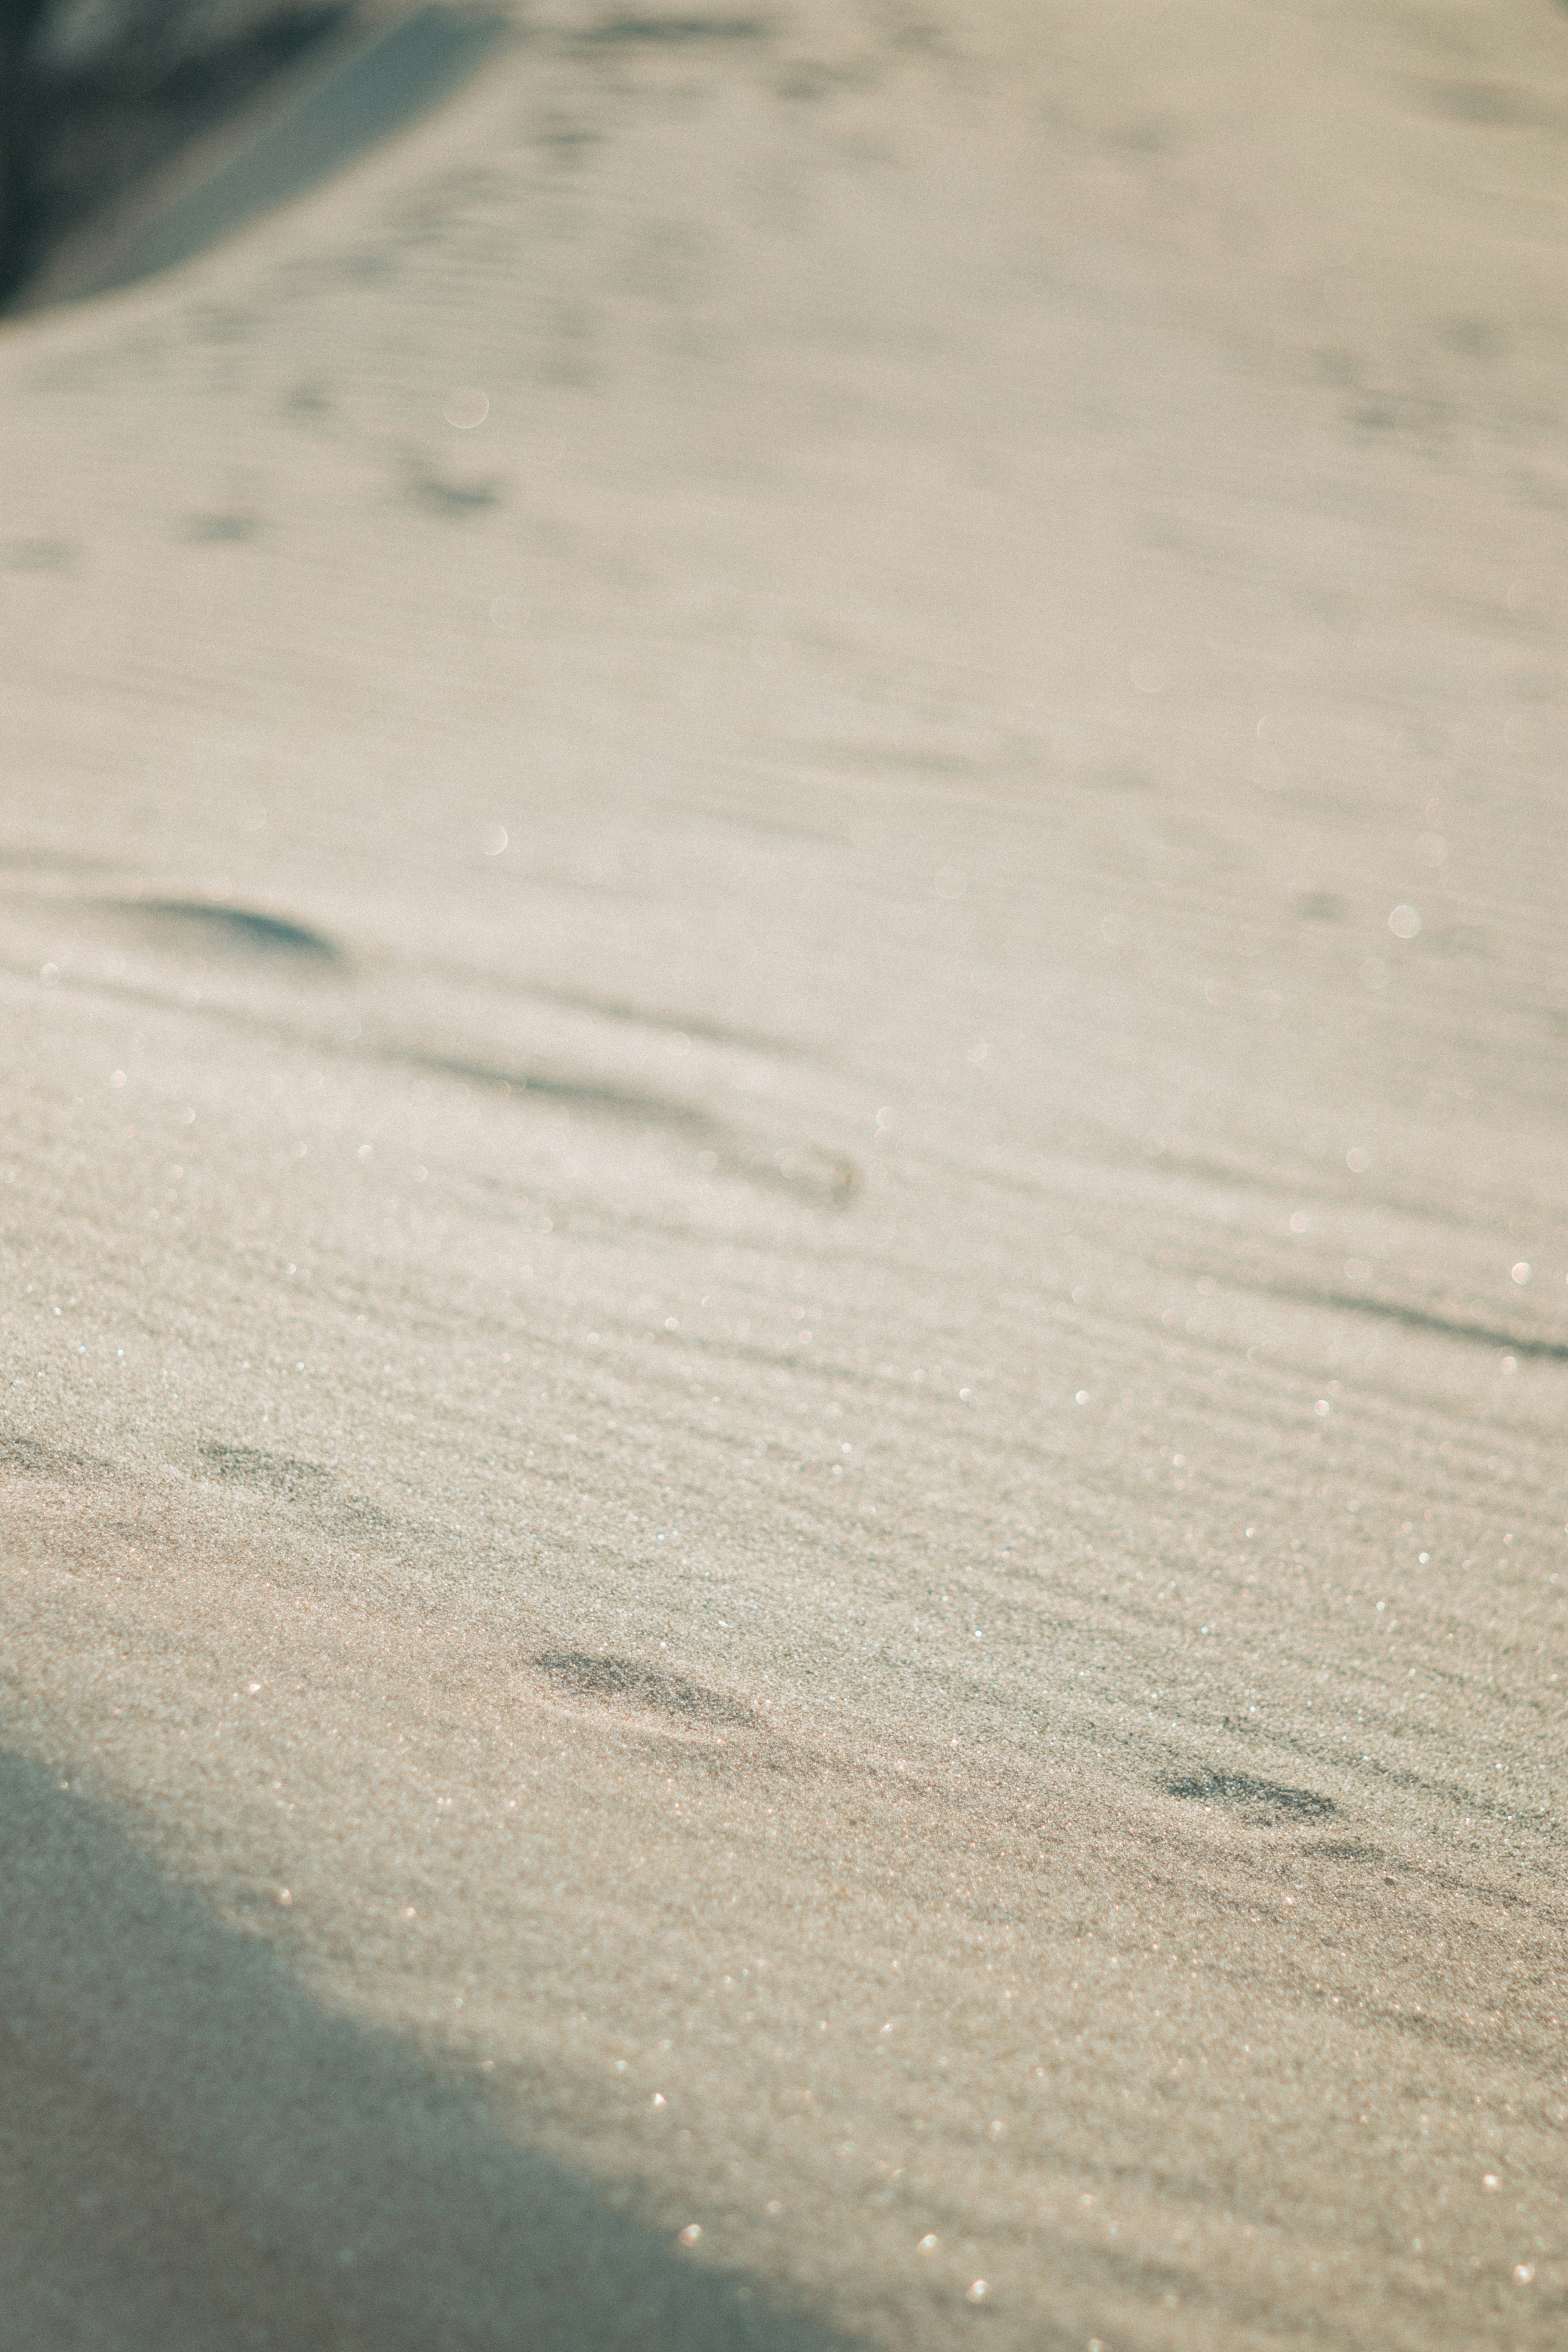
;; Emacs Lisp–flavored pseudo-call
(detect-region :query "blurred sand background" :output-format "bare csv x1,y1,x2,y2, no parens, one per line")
0,2,1565,2345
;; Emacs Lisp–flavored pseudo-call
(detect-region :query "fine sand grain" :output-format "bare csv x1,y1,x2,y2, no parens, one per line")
1,4,1564,2345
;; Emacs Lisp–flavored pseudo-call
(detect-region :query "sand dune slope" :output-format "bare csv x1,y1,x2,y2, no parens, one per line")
0,4,1565,2345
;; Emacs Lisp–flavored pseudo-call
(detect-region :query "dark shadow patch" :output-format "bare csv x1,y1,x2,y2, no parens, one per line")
1285,888,1346,921
2,538,79,571
1112,113,1180,155
577,16,771,43
535,1651,762,1731
198,1443,397,1541
1315,348,1361,388
0,1746,850,2352
5,7,350,306
199,1444,336,1500
1283,1287,1568,1365
412,1052,708,1130
1172,1711,1559,1844
0,1432,118,1482
284,376,334,419
57,5,513,302
406,1051,858,1208
116,899,343,964
182,511,261,543
408,472,504,516
1411,78,1554,129
1161,1770,1337,1825
1438,318,1506,361
1424,925,1488,958
517,980,813,1062
1303,1841,1385,1864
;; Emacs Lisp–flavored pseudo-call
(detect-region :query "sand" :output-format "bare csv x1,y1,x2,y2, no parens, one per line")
0,3,1564,2344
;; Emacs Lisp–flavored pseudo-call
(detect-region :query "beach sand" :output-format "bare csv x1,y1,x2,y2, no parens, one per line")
1,3,1564,2343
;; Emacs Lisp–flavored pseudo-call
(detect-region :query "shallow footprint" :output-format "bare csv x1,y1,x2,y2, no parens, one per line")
0,1432,118,1483
535,1650,761,1731
102,899,343,966
1160,1768,1337,1825
198,1444,336,1500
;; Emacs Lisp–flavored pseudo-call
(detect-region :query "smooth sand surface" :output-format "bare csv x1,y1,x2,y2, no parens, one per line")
1,3,1564,2344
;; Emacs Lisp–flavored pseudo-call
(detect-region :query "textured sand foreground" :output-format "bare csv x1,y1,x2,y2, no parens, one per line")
0,4,1565,2345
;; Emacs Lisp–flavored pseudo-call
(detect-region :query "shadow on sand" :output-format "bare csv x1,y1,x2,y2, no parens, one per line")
0,1746,848,2351
31,4,512,306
